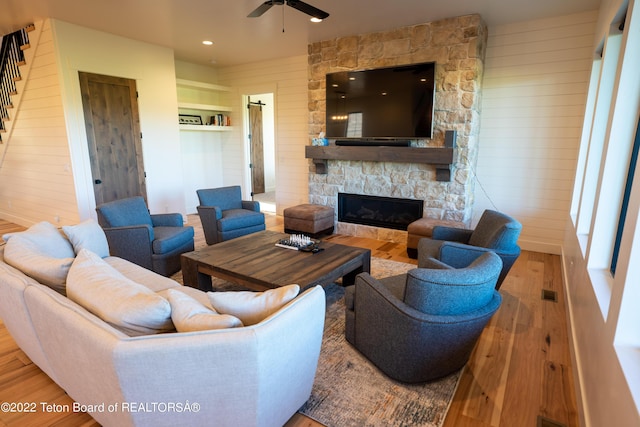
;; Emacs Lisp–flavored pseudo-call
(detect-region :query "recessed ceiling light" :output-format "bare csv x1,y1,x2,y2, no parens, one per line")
202,40,214,45
310,17,322,23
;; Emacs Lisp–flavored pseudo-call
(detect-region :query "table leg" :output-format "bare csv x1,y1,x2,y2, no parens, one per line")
195,272,214,292
181,256,213,291
342,269,360,286
342,252,371,286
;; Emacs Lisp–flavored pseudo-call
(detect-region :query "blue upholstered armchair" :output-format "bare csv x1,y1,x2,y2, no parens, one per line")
345,252,503,383
196,186,266,245
95,196,194,276
418,210,522,289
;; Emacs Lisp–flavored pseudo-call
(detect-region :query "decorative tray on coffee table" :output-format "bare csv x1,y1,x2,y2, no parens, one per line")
275,234,323,253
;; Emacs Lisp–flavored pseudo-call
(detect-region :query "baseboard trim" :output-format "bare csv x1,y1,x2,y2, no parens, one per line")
559,245,589,427
519,239,562,255
0,211,34,229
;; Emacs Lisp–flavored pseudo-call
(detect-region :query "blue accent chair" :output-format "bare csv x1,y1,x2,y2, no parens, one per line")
95,196,194,276
196,186,266,245
345,251,503,383
418,210,522,289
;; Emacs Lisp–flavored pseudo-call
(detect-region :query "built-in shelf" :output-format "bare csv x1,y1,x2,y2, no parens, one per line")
177,79,233,132
305,145,456,181
179,124,233,132
178,102,232,112
176,79,231,93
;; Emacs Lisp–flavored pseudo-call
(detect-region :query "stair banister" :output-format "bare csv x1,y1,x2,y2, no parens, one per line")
0,27,29,142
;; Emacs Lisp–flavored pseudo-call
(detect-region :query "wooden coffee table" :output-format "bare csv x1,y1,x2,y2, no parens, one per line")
181,230,371,292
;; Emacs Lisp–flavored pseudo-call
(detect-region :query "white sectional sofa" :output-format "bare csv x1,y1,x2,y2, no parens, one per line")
0,221,326,427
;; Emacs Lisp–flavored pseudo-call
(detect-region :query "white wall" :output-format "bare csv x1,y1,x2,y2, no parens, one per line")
217,55,309,214
52,19,187,219
477,11,598,254
0,21,79,227
175,59,219,84
179,130,225,213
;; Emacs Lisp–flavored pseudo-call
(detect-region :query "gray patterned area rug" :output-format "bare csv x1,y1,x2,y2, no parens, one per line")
172,258,461,427
298,258,461,427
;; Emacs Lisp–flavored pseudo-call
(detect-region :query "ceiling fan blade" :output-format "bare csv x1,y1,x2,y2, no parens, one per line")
286,0,330,20
248,1,275,18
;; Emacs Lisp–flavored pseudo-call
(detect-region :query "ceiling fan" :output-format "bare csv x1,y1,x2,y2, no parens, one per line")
248,0,330,21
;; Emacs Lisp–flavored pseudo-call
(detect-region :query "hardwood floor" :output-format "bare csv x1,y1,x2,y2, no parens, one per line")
0,216,578,427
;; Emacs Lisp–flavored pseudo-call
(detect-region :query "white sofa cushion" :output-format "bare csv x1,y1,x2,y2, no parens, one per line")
105,256,180,292
67,249,174,336
3,221,75,294
165,289,243,332
207,284,300,326
62,219,110,258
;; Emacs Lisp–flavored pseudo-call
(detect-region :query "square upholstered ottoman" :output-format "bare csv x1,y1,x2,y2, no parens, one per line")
283,204,334,237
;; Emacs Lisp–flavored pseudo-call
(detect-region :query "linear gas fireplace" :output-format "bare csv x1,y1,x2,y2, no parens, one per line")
338,193,424,231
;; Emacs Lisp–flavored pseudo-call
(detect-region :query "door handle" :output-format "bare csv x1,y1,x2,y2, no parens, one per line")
94,179,102,184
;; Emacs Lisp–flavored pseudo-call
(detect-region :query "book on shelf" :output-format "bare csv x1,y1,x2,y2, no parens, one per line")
207,114,231,126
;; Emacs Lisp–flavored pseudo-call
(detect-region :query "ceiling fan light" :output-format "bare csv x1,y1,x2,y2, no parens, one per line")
310,17,323,23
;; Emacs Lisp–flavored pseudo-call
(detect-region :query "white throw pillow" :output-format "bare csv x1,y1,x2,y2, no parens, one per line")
3,221,75,294
165,289,243,332
207,284,300,326
67,249,173,336
2,221,74,256
62,219,110,258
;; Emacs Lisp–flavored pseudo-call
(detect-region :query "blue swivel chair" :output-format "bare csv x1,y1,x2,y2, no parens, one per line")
345,252,503,383
96,196,194,276
418,210,521,289
196,186,266,245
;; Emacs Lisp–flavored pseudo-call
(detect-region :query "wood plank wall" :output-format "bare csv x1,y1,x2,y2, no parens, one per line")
0,20,79,227
216,55,310,214
475,11,598,254
0,12,600,256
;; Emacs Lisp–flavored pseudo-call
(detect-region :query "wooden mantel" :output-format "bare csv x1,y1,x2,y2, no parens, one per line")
305,145,456,181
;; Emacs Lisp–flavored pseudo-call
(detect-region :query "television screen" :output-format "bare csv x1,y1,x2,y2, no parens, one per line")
325,62,435,140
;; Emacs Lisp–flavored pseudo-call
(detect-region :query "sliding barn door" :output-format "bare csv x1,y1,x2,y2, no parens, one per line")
248,103,265,195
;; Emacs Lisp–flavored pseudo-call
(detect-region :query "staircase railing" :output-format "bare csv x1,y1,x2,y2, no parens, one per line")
0,26,31,143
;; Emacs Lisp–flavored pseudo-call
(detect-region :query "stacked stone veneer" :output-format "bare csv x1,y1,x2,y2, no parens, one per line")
307,14,487,243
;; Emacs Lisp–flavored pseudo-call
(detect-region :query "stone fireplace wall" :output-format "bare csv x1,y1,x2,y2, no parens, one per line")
307,15,487,242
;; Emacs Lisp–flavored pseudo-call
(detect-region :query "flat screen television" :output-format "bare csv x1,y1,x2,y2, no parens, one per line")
325,62,435,140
